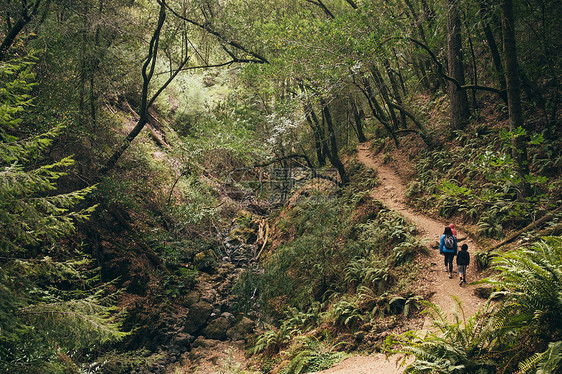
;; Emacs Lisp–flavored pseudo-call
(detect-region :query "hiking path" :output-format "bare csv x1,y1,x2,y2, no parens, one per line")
311,141,485,374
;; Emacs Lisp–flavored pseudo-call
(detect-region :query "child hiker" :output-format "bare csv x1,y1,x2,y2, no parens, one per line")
439,226,457,278
449,223,458,237
457,243,470,285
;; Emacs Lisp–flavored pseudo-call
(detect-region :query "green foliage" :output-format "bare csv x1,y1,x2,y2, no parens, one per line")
258,198,354,312
0,256,127,373
280,336,348,374
246,189,425,372
397,237,562,373
484,237,562,331
347,159,379,190
473,251,492,270
253,323,295,355
407,128,558,237
0,56,97,252
0,55,124,373
359,288,422,319
536,341,562,374
84,349,162,374
328,297,363,330
517,341,562,374
253,303,326,356
395,300,504,374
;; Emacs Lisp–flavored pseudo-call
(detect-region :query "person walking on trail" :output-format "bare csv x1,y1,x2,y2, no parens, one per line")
440,226,457,278
457,244,470,286
449,223,458,237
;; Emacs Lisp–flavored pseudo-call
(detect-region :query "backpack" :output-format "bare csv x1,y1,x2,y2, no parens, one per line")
444,235,455,250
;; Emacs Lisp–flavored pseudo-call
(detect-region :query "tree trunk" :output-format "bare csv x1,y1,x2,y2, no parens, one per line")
320,99,349,185
370,65,400,130
480,0,506,91
447,0,470,130
384,58,407,129
100,2,167,175
403,0,434,90
0,0,45,61
501,0,530,199
304,102,327,166
357,79,399,147
352,100,367,142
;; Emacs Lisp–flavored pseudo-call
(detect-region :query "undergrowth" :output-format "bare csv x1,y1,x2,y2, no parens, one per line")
238,181,426,372
405,127,562,238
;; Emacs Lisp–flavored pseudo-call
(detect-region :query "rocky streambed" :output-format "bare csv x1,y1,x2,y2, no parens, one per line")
132,213,265,374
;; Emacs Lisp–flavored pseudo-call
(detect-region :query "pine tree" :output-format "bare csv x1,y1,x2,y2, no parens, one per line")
0,54,126,373
0,55,96,252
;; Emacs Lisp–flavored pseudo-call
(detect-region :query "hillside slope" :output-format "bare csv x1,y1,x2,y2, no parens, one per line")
312,142,487,374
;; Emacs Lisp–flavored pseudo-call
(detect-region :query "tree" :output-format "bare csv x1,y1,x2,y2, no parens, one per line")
500,0,530,199
446,0,470,130
0,57,96,251
0,54,125,373
0,0,50,61
101,0,268,174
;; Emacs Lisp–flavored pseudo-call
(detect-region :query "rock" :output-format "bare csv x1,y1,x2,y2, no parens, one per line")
221,312,235,323
173,333,193,351
474,287,493,299
184,291,200,306
192,336,219,348
199,287,218,304
184,301,213,334
226,317,255,340
354,331,366,341
204,316,231,340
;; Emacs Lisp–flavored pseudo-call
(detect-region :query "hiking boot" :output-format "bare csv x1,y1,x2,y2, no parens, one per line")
444,267,448,272
449,273,452,279
459,279,463,286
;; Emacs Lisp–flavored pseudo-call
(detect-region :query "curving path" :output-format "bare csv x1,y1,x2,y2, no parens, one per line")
312,142,485,374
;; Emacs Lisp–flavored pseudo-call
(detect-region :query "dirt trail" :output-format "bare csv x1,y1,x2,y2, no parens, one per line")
312,143,485,374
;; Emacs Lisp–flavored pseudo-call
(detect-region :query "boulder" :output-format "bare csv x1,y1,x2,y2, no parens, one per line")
226,317,254,340
192,336,219,348
203,316,231,340
184,301,213,334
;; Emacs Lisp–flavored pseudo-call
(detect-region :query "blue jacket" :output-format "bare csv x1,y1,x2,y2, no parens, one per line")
439,234,457,255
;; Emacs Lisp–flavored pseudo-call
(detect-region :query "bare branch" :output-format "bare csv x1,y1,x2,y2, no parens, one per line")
408,37,508,103
161,2,268,64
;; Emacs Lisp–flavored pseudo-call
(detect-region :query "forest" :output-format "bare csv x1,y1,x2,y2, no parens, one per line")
0,0,560,373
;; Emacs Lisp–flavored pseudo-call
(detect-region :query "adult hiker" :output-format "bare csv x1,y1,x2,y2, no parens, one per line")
439,226,458,278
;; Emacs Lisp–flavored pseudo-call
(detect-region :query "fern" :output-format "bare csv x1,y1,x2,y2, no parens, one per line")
0,54,120,374
395,300,509,374
484,237,562,330
281,336,348,374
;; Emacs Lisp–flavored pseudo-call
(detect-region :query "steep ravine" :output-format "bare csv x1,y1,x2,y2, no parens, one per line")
169,141,488,373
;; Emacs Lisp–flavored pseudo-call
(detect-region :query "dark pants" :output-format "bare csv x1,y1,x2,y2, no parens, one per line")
444,253,455,273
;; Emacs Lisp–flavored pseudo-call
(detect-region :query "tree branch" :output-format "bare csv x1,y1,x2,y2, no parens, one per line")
253,154,314,169
344,0,358,9
161,2,268,64
304,0,335,19
487,205,562,252
408,37,507,103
